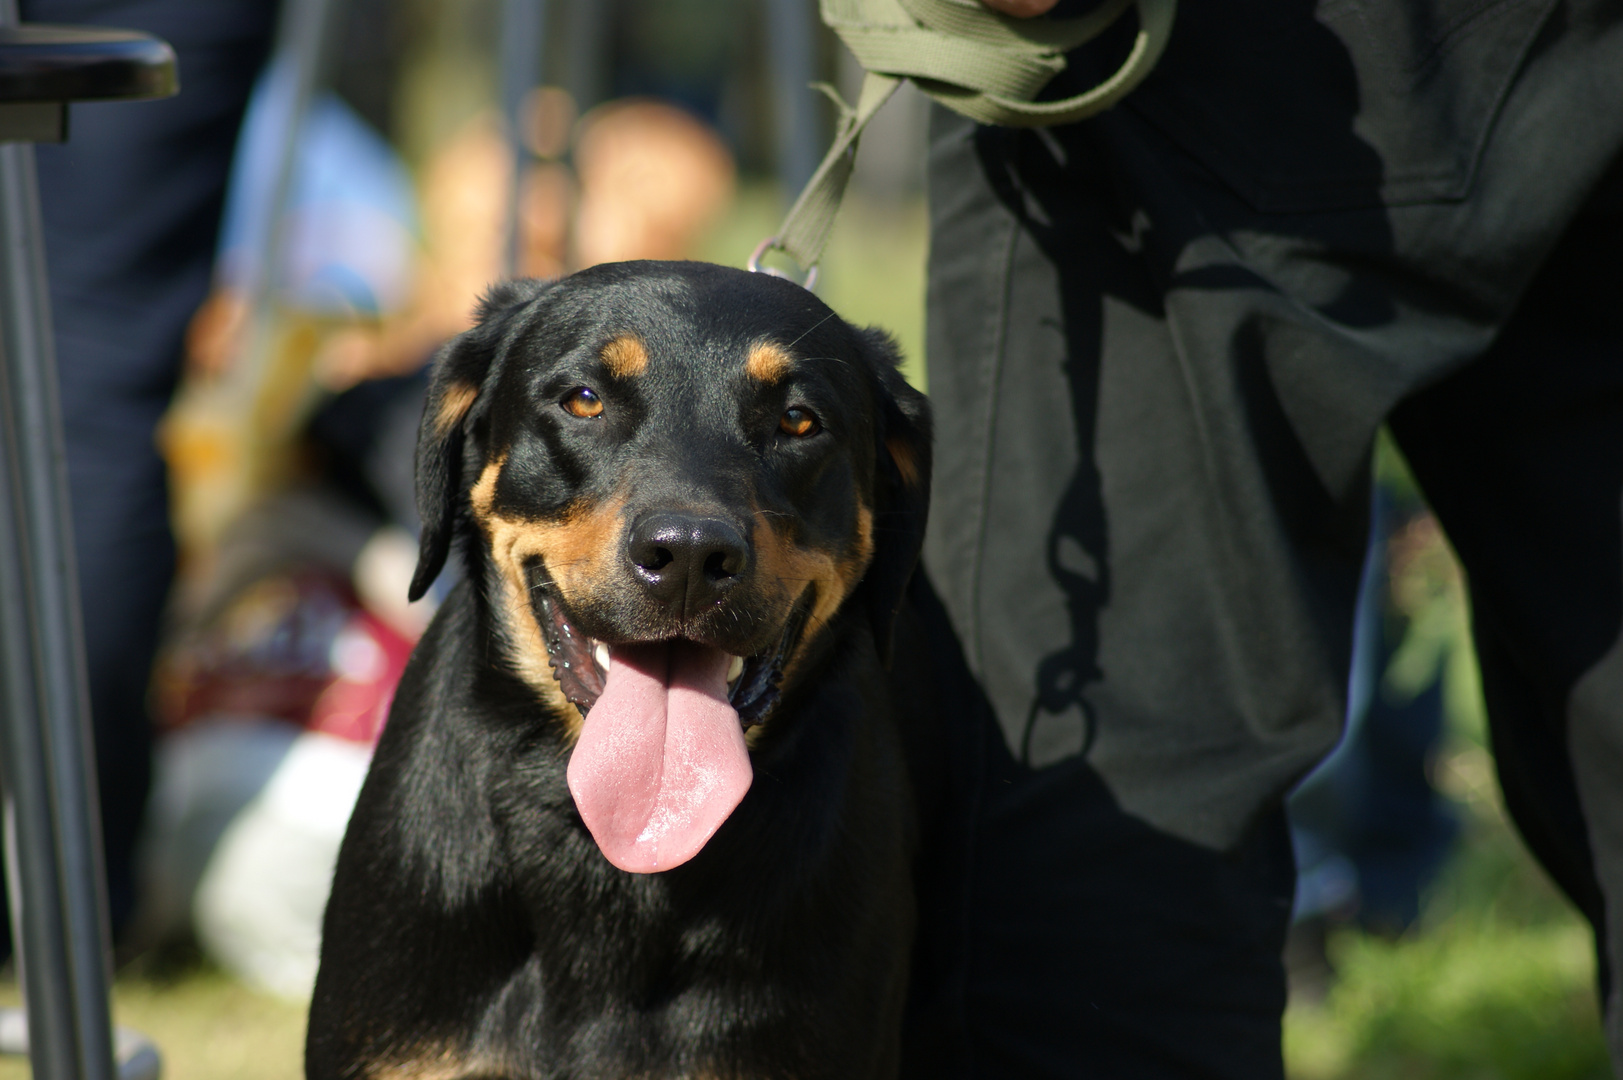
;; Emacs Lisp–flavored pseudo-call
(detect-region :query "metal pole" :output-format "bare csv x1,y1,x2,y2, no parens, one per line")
500,0,548,278
0,128,120,1080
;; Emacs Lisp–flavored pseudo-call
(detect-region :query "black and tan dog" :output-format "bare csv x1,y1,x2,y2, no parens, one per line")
306,261,933,1080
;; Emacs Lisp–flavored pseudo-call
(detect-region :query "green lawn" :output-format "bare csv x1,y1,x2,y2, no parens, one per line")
1285,819,1610,1080
0,962,306,1080
1284,612,1611,1079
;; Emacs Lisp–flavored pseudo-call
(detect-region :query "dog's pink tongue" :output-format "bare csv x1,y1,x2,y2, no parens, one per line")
566,641,751,873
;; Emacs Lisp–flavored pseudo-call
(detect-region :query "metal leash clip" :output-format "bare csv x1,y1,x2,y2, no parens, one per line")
748,235,819,292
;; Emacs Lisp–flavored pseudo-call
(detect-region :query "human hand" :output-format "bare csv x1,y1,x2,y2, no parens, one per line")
980,0,1062,16
184,289,250,378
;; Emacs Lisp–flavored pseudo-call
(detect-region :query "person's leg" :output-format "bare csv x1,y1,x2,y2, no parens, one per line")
908,104,1367,1079
1389,154,1623,1056
908,3,1623,1072
19,0,278,933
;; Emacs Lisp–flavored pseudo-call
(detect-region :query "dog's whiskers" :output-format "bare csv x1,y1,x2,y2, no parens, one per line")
785,311,837,349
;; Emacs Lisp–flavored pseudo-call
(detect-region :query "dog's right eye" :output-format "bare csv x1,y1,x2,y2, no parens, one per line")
779,407,819,438
561,387,604,419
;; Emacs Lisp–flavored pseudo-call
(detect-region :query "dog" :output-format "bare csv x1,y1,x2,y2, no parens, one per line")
306,261,933,1080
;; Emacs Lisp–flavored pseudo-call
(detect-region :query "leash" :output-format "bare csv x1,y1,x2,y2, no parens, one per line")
749,0,1176,284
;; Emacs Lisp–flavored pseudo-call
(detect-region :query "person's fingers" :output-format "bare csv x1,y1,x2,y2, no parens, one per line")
184,290,249,378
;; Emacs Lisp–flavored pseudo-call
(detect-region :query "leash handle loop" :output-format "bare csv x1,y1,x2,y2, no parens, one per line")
756,0,1175,277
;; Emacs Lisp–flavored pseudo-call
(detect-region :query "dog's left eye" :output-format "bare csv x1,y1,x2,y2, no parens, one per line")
779,407,819,438
561,387,604,419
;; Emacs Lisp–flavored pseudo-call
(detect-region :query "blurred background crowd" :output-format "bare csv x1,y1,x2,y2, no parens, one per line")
0,1,1609,1078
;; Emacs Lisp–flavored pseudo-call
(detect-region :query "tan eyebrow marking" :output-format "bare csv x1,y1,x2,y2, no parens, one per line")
432,381,479,438
745,341,794,383
599,334,648,378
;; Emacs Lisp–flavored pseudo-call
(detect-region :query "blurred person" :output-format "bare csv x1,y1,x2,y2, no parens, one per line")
270,97,734,392
136,59,430,991
144,378,426,997
897,0,1623,1076
1286,483,1461,999
163,65,422,549
20,0,410,957
17,0,281,947
184,79,419,384
573,98,736,267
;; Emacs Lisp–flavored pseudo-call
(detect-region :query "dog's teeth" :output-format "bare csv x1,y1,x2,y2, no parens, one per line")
593,641,610,672
727,655,745,684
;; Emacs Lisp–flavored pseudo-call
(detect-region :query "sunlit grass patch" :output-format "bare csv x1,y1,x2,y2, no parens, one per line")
1287,912,1607,1080
1285,736,1612,1080
0,959,306,1080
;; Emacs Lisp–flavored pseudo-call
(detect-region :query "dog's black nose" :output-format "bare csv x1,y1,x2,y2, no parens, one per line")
627,511,749,614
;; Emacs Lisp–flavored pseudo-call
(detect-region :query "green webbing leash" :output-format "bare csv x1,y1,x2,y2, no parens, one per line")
750,0,1176,281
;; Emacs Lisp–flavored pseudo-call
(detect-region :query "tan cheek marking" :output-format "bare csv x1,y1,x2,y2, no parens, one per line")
599,333,648,378
745,341,794,383
744,721,768,751
367,1047,513,1080
842,503,877,620
470,458,630,742
753,504,875,681
433,381,480,438
885,435,921,489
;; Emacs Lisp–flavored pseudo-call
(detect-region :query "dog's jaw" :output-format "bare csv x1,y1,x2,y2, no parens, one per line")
536,589,809,730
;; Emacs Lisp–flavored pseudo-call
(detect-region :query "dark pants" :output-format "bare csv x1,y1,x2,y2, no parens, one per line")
908,1,1623,1074
19,0,277,931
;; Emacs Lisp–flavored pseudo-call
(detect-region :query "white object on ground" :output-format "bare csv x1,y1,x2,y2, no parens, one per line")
353,524,436,638
137,717,300,947
193,730,371,1000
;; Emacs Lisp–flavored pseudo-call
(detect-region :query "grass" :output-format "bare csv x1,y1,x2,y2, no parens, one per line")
0,960,306,1080
1285,822,1612,1080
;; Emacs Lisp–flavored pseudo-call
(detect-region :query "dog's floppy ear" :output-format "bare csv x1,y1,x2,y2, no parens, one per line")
409,280,548,601
860,329,932,663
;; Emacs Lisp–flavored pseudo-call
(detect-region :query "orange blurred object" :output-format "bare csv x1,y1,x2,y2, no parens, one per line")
182,96,737,391
574,99,736,268
185,290,251,379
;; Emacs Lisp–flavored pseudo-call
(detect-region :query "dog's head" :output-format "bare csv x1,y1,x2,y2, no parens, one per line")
410,261,931,873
